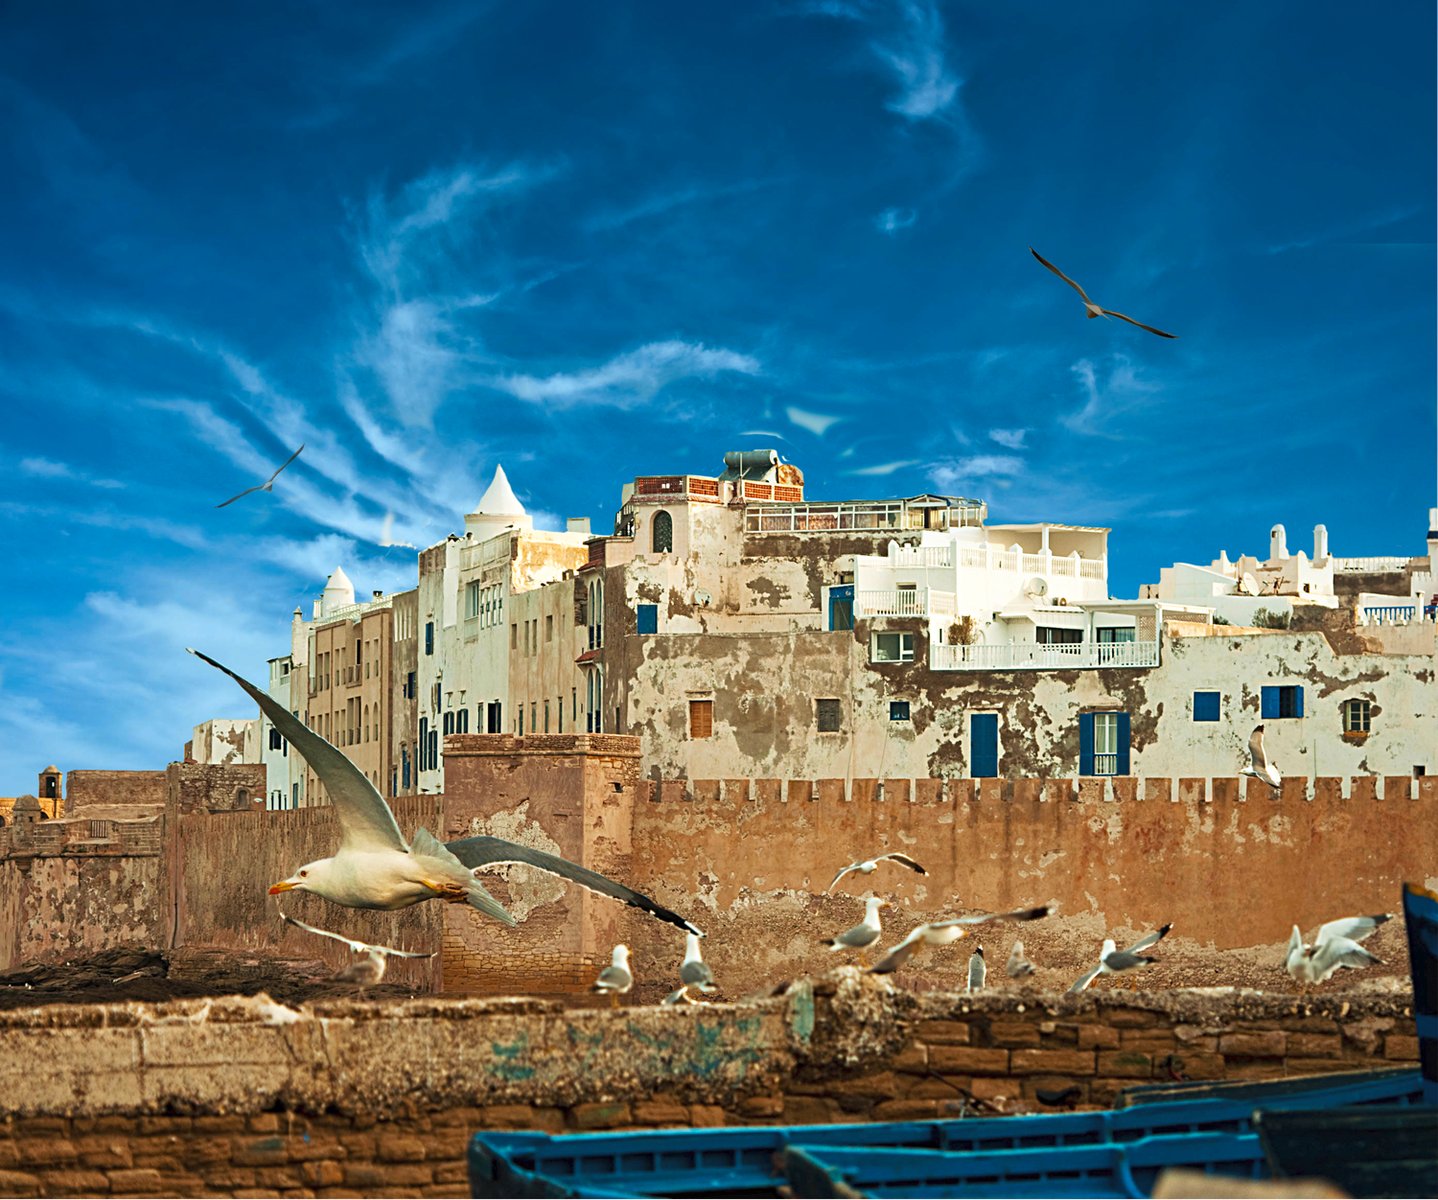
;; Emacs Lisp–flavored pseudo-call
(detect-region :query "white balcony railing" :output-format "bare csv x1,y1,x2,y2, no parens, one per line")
1332,556,1409,573
890,545,955,568
856,588,957,619
930,639,1159,671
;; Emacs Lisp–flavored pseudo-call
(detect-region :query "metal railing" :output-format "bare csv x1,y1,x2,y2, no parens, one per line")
930,639,1159,671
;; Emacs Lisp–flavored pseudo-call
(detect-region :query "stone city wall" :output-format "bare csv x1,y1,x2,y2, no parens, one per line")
0,979,1419,1198
65,770,168,811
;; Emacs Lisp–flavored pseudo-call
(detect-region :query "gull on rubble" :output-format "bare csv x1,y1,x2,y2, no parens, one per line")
593,944,633,1006
1006,939,1036,979
1068,924,1173,993
868,905,1051,975
825,897,886,957
215,444,304,508
1240,725,1282,791
189,649,702,934
679,931,717,993
1286,913,1391,987
967,944,987,992
825,852,927,894
662,984,700,1006
1030,248,1178,338
280,911,433,988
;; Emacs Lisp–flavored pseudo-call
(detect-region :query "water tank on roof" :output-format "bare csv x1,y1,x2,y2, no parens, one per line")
722,449,779,480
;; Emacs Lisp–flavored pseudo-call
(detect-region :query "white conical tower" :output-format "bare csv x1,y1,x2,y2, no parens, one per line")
318,566,356,617
465,465,532,538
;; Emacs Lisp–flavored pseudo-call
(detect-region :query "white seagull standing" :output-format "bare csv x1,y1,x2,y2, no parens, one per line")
825,897,887,956
1030,248,1178,339
279,911,433,988
1006,939,1036,979
1240,725,1282,791
1285,913,1391,988
868,905,1051,975
1068,924,1173,993
215,444,304,508
825,852,927,894
967,944,987,992
189,649,702,934
679,931,717,993
592,944,633,1006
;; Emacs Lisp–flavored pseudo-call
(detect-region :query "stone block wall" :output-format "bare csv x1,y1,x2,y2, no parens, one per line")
65,771,167,811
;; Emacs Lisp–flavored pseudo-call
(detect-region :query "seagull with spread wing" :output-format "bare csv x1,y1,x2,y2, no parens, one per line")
825,852,927,894
215,444,305,508
1030,248,1178,339
279,910,433,987
1068,924,1173,993
1240,725,1282,791
868,905,1051,975
1286,912,1391,987
189,649,703,936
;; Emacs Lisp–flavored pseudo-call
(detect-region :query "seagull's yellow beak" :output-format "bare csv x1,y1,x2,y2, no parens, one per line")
268,880,298,894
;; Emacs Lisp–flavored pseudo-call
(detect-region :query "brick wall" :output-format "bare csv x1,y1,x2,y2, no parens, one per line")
65,771,167,810
0,981,1418,1199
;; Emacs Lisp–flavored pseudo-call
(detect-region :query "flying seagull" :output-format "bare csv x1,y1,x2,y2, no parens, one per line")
679,931,717,993
189,649,703,935
1240,725,1282,791
592,944,633,1006
825,852,927,894
825,896,886,955
279,910,433,987
967,944,987,992
868,905,1051,975
1006,939,1036,979
1286,913,1391,987
215,444,304,508
1030,248,1178,339
1068,924,1173,993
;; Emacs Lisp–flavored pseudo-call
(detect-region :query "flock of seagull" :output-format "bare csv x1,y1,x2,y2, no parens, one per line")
187,650,1388,1001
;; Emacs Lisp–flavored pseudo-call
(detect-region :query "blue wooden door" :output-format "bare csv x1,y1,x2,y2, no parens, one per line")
828,585,855,630
970,713,999,778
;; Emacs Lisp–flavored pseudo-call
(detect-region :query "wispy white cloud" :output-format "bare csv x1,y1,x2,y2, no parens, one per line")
785,405,842,436
928,454,1024,492
494,341,760,408
847,459,919,476
875,207,917,235
870,0,961,122
585,178,776,233
1063,355,1160,437
17,456,125,488
1266,203,1423,255
987,428,1027,449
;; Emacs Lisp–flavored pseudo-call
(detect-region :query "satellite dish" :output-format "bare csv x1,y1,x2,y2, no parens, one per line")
1024,577,1049,599
1239,572,1260,597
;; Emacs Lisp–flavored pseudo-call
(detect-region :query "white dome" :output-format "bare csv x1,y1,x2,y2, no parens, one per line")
319,566,356,616
475,465,525,516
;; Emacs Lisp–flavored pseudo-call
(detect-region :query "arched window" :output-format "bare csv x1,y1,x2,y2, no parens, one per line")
651,510,673,554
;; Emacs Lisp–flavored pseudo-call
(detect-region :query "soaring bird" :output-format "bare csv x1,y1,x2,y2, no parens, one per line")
1068,924,1173,993
215,444,305,508
825,852,927,894
279,911,433,988
967,944,987,992
1030,248,1178,339
592,944,633,1005
1240,725,1282,791
679,931,717,993
189,649,702,934
868,905,1051,975
1286,913,1391,987
825,897,886,955
1006,939,1036,979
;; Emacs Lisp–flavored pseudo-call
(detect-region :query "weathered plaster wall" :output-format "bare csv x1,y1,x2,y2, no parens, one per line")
0,982,1419,1198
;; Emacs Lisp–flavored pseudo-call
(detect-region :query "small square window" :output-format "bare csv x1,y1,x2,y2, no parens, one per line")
1261,684,1304,719
872,631,914,663
1193,691,1221,722
688,699,713,739
1342,698,1371,734
890,700,911,722
816,698,843,732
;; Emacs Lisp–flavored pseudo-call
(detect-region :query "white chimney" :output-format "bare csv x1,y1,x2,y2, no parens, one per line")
1269,524,1288,563
1313,524,1329,561
567,517,591,534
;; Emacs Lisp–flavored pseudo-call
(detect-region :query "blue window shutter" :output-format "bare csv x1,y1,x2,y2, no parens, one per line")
636,604,658,635
1260,686,1278,719
1079,712,1095,776
1116,712,1131,775
1193,691,1220,722
1293,686,1304,718
970,713,998,778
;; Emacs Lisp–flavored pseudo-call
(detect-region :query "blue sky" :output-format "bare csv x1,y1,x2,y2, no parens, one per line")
1,1,1433,792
